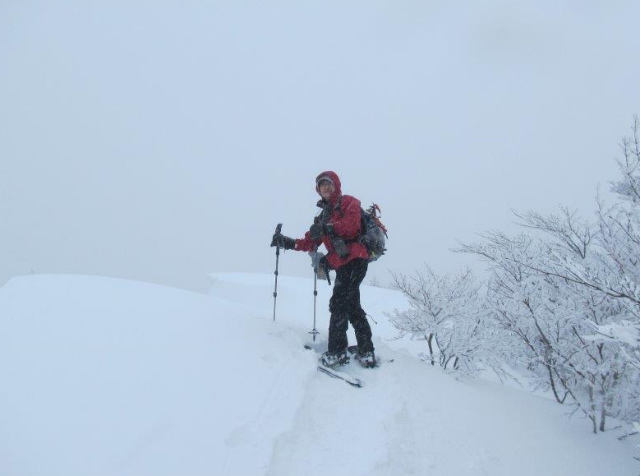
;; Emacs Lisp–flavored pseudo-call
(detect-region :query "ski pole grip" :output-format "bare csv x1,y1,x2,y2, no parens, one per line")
273,223,284,252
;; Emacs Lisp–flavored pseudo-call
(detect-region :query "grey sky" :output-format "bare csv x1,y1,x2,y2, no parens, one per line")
2,1,639,292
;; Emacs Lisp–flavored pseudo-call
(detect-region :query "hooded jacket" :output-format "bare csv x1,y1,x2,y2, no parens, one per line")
295,171,370,269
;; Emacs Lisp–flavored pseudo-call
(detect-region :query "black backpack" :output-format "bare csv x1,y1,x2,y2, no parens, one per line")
359,204,388,262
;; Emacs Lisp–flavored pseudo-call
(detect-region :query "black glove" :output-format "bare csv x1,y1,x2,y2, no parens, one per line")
309,222,334,240
309,223,324,240
271,233,296,250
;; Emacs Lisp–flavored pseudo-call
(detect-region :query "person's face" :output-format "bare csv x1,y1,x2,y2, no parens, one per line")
318,180,335,200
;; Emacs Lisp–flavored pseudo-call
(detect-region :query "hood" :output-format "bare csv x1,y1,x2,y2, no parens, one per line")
315,171,342,202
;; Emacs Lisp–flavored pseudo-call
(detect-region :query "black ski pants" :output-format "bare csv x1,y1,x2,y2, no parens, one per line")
327,258,374,354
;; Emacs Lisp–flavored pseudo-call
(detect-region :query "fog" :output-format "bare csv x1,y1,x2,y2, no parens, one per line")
2,0,639,292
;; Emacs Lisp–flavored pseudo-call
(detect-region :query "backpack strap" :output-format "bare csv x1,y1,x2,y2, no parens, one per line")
334,196,345,218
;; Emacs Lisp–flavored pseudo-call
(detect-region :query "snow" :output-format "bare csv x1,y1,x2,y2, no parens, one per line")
586,320,640,348
0,273,636,476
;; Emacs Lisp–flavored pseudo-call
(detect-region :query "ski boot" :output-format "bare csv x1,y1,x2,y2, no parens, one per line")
355,351,377,368
347,345,377,368
320,350,349,367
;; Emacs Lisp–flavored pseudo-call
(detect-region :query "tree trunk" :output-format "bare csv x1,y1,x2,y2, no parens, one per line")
546,365,566,403
599,404,606,432
427,334,435,366
589,386,598,434
599,383,607,433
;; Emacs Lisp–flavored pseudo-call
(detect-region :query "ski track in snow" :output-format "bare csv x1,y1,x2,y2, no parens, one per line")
222,328,315,476
266,345,453,476
266,348,450,476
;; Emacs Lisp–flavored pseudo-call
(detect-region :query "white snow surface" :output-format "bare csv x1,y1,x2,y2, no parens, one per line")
0,272,636,476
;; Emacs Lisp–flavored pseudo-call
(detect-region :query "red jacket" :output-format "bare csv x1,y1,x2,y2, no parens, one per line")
295,171,369,270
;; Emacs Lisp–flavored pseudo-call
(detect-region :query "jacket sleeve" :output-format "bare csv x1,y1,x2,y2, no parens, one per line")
331,196,362,240
295,231,322,252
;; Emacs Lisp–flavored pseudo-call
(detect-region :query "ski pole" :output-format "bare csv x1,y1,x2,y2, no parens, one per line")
272,223,283,322
309,250,321,341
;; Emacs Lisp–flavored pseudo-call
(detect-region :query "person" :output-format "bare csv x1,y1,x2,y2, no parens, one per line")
270,171,376,368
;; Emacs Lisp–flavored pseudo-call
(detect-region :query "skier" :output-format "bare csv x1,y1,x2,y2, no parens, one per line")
270,171,376,368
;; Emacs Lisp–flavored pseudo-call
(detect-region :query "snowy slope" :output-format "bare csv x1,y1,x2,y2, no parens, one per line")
0,273,636,476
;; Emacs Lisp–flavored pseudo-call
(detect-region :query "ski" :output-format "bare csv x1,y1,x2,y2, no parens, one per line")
317,364,364,388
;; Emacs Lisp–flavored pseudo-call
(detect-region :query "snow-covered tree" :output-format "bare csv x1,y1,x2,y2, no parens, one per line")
389,266,488,374
458,224,629,433
457,117,640,433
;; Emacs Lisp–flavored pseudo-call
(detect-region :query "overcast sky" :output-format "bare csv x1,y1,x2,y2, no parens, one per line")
2,0,639,292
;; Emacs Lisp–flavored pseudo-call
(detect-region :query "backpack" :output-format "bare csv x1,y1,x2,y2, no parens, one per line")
359,204,388,262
